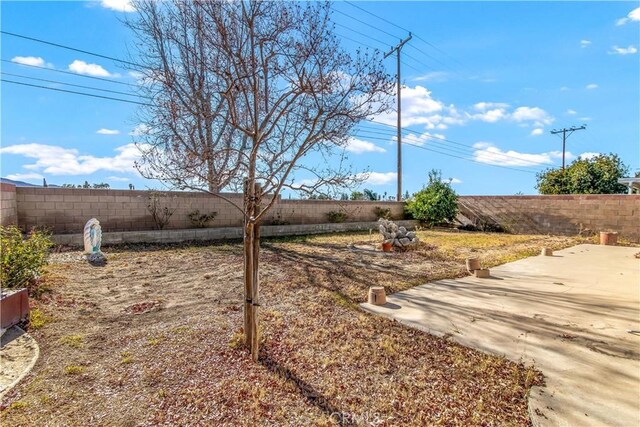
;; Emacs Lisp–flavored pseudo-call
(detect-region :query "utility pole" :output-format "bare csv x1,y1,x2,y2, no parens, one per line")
384,33,412,201
550,125,587,170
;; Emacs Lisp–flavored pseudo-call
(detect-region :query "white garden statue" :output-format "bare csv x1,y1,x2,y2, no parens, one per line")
83,218,106,264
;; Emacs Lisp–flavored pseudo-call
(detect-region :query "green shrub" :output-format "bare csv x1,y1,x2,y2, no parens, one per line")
406,170,458,227
1,226,52,289
326,210,347,223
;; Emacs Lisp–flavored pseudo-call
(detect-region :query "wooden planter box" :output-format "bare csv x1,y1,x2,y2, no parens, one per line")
1,288,30,330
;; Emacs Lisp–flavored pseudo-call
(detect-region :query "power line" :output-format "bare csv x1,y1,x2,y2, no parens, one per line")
352,131,538,174
359,120,554,168
334,23,392,47
334,32,380,51
1,30,142,68
1,79,152,106
332,8,401,40
2,59,134,87
1,72,147,99
342,1,468,72
354,129,546,172
344,1,411,35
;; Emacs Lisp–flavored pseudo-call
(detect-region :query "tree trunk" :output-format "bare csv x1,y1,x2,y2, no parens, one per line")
243,179,254,349
250,183,262,361
243,180,262,361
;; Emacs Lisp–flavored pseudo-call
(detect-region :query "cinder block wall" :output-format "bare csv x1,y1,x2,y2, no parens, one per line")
0,183,18,226
15,187,404,234
458,195,640,242
11,188,639,241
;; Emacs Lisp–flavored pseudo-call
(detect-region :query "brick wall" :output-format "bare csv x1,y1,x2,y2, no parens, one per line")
0,183,18,226
15,187,404,234
8,188,639,242
458,195,640,242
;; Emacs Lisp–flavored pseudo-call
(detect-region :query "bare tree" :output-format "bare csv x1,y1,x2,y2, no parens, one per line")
129,0,394,361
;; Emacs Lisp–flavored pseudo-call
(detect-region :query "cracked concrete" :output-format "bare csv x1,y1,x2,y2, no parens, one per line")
362,244,640,426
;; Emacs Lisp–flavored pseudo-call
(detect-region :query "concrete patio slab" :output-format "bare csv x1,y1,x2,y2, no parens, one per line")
362,244,640,427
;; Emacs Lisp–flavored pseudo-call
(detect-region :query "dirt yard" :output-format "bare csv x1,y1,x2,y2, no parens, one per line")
0,230,584,426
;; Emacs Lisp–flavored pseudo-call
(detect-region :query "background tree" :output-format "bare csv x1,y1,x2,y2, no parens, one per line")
129,0,393,360
406,169,459,227
536,153,629,194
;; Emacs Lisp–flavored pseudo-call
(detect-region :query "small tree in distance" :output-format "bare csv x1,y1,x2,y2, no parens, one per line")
406,170,458,227
128,0,394,360
536,153,629,194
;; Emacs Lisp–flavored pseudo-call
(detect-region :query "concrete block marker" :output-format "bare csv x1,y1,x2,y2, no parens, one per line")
474,268,491,278
466,258,490,278
368,287,387,305
541,247,553,256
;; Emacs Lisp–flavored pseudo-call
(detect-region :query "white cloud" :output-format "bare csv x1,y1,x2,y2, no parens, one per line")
129,124,151,136
357,172,397,185
472,142,572,167
511,106,555,126
530,128,544,136
393,131,446,146
445,178,462,184
374,85,448,128
585,83,598,90
68,60,117,77
560,86,570,92
5,172,44,182
413,71,449,82
107,176,131,182
11,56,46,67
579,117,592,122
473,102,510,112
100,0,136,12
609,45,638,55
578,152,600,160
0,143,145,176
615,7,640,25
470,108,509,123
580,40,591,48
96,128,120,135
344,137,385,154
566,109,577,115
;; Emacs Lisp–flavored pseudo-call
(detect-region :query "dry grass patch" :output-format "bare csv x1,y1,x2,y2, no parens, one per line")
0,230,583,426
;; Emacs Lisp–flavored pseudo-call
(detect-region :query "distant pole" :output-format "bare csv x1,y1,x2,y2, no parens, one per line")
550,125,587,171
385,33,412,201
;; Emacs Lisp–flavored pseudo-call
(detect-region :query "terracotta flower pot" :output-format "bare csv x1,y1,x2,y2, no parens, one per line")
600,231,618,246
382,242,393,252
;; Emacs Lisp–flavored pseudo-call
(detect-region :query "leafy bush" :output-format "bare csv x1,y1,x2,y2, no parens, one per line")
373,206,392,220
326,210,347,223
188,209,217,228
536,153,629,194
1,226,52,289
406,170,458,227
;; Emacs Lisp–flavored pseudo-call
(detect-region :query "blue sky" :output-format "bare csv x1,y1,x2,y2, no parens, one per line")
1,0,638,196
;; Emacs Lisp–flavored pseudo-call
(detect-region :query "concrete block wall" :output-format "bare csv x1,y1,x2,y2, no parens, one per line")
15,187,405,234
458,195,640,242
0,183,18,226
